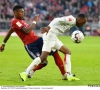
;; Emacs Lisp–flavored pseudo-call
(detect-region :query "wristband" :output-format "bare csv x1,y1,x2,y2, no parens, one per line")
2,42,6,45
32,21,36,24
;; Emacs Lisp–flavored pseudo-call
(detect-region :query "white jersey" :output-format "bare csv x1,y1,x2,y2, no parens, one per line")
49,15,76,35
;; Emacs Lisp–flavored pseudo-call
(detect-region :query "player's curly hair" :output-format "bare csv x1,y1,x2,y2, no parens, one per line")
13,5,24,11
77,14,86,18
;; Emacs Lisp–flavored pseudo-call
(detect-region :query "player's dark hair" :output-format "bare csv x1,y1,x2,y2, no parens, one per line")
13,5,23,11
77,14,86,18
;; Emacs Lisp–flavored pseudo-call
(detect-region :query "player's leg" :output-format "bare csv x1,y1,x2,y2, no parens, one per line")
25,51,49,76
19,56,42,81
19,32,56,81
24,37,48,78
28,60,48,78
54,39,72,75
58,45,80,80
49,49,66,79
59,45,72,75
43,32,66,78
19,52,50,81
54,39,80,81
19,38,48,81
30,38,66,79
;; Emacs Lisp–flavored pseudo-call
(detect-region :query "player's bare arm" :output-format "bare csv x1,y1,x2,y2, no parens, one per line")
40,26,50,34
20,14,39,34
0,28,14,52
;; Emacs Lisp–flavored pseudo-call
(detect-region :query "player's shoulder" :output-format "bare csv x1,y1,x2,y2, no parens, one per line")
11,18,19,24
68,15,75,18
11,18,24,27
11,18,19,22
64,15,76,24
11,18,24,28
67,15,76,21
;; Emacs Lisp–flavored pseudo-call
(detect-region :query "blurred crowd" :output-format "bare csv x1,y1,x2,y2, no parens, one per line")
0,0,100,36
0,0,100,23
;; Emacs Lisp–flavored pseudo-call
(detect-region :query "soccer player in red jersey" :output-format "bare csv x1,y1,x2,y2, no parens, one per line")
0,5,66,80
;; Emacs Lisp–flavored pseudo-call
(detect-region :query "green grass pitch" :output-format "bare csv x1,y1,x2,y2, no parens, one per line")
0,36,100,86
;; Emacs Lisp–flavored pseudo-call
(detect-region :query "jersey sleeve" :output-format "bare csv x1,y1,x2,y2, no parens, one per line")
11,19,24,30
63,15,76,25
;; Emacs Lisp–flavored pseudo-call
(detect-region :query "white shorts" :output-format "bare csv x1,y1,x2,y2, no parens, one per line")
42,32,64,52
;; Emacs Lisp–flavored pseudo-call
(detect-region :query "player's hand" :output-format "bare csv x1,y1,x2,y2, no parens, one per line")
33,14,39,22
0,44,5,52
40,26,50,34
40,27,47,34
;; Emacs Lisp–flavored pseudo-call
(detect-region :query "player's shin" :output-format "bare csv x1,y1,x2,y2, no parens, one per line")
53,51,66,75
25,57,41,74
64,54,72,76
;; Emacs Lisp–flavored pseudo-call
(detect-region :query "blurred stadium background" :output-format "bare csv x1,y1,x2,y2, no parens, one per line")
0,0,100,36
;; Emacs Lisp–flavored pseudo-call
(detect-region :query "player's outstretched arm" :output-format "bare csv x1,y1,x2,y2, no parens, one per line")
20,14,39,34
0,28,14,52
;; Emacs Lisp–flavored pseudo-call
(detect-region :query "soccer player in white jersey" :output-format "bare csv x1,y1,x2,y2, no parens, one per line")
19,14,87,81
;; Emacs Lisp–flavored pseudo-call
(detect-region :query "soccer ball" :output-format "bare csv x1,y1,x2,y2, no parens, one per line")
71,30,84,43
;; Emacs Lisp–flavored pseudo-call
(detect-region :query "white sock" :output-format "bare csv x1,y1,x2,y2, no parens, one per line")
25,57,41,74
64,54,71,74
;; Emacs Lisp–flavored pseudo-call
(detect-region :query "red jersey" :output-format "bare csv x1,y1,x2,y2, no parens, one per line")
11,18,39,45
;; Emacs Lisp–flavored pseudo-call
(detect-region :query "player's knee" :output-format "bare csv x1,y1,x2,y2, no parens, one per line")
49,50,57,56
66,49,71,55
64,49,71,54
40,52,49,61
60,46,71,54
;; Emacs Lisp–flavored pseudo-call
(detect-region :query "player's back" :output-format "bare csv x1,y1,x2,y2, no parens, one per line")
49,15,76,35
